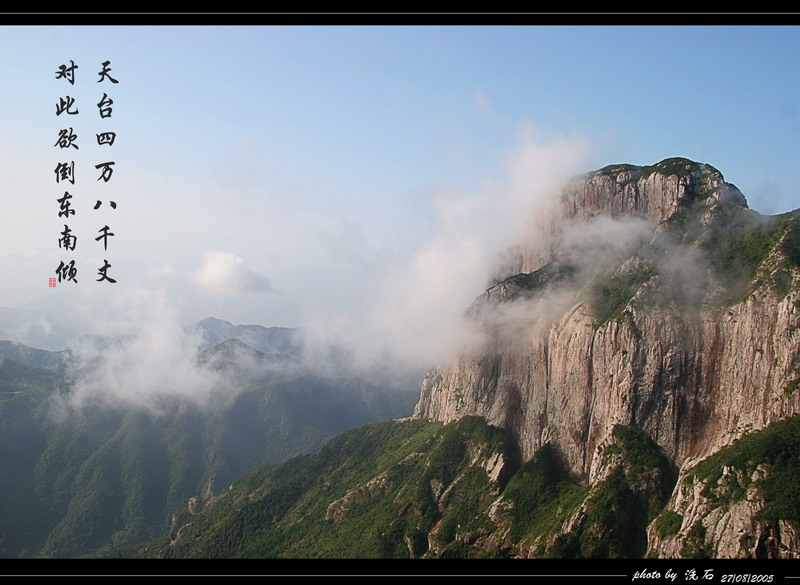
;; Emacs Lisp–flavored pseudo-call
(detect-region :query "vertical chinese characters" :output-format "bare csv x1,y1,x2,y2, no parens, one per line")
52,59,121,286
94,60,118,283
54,60,79,283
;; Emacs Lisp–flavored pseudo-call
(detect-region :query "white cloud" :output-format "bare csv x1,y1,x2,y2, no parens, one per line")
193,251,276,295
61,289,222,413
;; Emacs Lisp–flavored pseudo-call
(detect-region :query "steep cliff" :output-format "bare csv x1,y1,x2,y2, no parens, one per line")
413,157,800,555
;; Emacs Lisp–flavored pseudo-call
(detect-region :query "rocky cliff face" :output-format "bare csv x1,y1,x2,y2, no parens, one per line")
647,464,800,559
414,157,800,497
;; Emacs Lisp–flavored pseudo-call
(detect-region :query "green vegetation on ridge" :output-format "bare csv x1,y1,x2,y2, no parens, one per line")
688,414,800,523
501,444,587,546
115,419,676,560
596,157,718,189
548,425,674,559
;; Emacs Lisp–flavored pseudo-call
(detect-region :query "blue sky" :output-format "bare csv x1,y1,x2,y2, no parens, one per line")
1,23,799,359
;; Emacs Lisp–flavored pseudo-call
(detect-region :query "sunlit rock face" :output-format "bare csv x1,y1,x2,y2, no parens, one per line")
414,157,800,485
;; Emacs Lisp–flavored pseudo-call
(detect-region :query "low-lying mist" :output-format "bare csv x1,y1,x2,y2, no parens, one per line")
60,291,223,414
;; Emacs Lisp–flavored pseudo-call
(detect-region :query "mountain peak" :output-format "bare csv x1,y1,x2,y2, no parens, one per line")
493,157,750,282
564,156,748,224
194,316,234,328
595,156,720,179
187,316,302,356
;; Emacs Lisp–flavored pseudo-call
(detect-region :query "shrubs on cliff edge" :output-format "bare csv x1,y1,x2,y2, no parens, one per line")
688,414,800,524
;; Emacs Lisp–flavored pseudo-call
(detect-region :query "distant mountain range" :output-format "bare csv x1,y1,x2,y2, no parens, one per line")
0,304,78,352
0,317,419,558
187,316,303,355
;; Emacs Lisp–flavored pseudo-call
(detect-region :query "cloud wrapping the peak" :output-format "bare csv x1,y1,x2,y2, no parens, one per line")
301,122,592,372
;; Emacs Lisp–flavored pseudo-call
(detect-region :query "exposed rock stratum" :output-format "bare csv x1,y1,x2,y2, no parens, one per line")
412,157,800,557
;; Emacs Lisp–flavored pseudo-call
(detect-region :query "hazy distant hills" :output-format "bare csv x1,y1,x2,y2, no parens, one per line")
187,316,303,355
0,305,77,352
0,340,67,375
0,316,419,558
